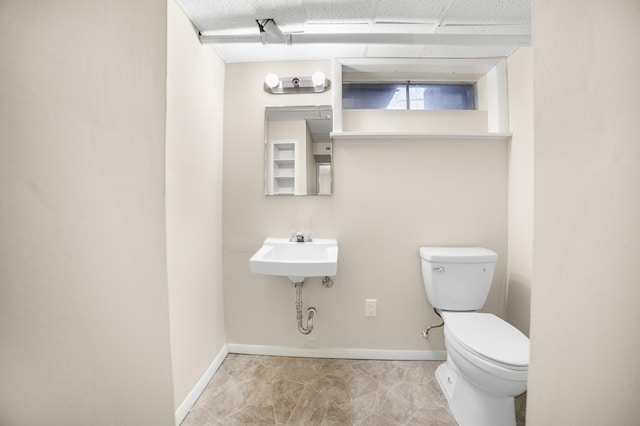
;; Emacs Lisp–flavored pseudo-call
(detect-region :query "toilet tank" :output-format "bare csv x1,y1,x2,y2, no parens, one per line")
419,247,497,311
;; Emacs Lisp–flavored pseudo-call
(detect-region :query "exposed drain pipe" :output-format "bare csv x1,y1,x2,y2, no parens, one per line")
294,281,316,334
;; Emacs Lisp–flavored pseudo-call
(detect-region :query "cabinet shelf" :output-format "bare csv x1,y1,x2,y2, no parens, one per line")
269,141,297,195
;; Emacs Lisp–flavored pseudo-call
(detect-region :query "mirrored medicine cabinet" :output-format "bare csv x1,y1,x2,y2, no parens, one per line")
264,105,333,196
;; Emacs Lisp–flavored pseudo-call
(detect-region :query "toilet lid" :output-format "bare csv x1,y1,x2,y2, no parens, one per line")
444,312,529,367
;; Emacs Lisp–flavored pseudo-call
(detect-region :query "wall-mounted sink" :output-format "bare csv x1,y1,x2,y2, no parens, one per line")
249,238,338,283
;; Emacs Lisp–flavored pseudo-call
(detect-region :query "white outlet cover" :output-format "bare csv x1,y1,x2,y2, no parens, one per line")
365,299,377,317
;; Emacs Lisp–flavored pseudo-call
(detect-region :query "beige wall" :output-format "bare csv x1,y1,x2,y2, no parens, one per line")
223,61,508,352
166,0,226,412
0,1,174,424
528,1,640,424
343,109,488,133
506,47,534,336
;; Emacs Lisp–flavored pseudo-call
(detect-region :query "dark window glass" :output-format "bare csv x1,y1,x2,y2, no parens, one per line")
409,84,475,110
342,83,406,110
343,82,475,110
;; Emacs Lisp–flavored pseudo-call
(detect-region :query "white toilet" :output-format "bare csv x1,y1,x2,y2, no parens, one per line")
419,247,529,426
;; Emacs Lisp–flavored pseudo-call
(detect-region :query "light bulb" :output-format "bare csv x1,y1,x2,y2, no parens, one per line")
312,71,325,87
265,73,280,89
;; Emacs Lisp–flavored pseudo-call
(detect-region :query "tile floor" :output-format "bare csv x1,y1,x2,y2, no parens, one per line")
181,353,526,425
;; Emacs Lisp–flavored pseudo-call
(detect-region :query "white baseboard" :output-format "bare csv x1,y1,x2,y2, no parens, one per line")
174,345,229,426
226,343,447,361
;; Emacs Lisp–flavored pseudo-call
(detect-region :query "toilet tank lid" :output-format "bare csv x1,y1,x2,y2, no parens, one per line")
419,246,497,263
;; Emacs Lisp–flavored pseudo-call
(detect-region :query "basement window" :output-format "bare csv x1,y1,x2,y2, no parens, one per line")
342,82,476,111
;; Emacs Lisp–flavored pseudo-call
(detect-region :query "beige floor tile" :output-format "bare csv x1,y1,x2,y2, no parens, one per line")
181,354,526,425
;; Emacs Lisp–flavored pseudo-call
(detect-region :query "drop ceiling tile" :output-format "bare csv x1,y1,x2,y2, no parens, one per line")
302,0,378,22
373,0,452,23
442,0,531,25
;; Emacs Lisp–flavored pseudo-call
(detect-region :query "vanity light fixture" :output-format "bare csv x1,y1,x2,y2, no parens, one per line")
263,72,331,94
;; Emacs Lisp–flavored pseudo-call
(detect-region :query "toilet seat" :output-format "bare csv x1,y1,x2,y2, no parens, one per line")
442,312,529,370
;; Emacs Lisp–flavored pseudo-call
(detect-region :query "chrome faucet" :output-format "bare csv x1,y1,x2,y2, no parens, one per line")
290,231,313,242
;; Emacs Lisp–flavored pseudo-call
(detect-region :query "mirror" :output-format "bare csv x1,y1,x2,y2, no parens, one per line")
265,105,333,196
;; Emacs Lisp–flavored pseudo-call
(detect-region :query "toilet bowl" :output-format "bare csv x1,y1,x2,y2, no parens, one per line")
437,312,529,426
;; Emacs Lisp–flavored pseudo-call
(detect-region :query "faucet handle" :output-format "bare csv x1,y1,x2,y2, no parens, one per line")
305,231,313,242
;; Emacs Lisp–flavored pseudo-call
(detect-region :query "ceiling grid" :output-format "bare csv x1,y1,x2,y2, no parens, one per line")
175,0,531,62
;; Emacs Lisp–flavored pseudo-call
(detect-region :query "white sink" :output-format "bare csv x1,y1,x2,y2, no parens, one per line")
249,238,338,283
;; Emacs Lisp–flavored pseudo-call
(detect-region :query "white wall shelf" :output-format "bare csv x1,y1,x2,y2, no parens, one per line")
269,141,297,195
330,132,512,141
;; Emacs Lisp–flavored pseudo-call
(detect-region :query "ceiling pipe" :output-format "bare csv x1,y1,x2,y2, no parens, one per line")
200,32,530,47
256,19,291,45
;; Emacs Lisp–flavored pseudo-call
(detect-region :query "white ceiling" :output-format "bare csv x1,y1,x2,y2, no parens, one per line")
175,0,531,62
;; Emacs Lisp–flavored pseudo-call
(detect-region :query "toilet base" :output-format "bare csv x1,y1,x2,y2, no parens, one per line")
435,362,516,426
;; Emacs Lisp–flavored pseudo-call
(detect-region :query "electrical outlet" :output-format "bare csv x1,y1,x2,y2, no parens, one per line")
365,299,377,317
